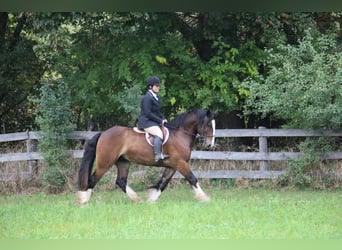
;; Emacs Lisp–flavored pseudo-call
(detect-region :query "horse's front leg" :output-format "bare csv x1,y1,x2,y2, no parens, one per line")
187,171,210,202
175,161,210,202
148,167,175,202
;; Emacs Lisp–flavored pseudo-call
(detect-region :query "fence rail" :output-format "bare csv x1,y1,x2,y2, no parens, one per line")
1,128,341,180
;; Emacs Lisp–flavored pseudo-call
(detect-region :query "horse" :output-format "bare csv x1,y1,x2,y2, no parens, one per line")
76,108,216,204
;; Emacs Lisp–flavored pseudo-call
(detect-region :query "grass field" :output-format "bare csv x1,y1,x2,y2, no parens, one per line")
0,185,341,239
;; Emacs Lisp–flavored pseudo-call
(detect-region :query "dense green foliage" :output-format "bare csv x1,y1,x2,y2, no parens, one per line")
244,30,342,130
2,12,341,131
0,13,43,133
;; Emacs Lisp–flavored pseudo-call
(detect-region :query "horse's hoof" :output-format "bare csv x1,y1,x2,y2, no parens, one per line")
192,184,210,202
76,189,93,205
126,185,140,202
195,194,210,202
147,188,161,202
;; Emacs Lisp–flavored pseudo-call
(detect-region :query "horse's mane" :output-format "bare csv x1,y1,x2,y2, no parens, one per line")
167,108,208,129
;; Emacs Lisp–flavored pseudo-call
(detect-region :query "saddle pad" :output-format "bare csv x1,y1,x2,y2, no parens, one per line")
133,127,169,146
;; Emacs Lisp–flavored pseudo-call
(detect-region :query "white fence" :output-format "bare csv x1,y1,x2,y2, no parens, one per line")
1,128,341,180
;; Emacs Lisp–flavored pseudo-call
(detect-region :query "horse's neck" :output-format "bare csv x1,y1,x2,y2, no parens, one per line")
175,125,196,148
180,120,198,137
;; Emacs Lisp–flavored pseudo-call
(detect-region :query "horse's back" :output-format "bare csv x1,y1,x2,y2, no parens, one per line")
102,125,128,136
99,126,144,148
98,125,154,163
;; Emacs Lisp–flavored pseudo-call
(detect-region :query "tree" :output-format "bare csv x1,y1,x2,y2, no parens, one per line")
0,12,43,133
2,12,341,132
243,29,342,130
42,12,266,126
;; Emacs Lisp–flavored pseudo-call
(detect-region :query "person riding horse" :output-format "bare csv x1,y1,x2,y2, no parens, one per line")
138,76,168,162
77,108,215,204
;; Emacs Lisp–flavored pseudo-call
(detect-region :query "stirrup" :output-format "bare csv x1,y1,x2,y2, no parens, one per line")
155,153,169,162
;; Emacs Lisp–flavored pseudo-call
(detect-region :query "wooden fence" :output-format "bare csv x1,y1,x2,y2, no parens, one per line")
1,128,341,180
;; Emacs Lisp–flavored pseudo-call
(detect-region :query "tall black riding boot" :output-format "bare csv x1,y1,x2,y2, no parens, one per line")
153,136,167,162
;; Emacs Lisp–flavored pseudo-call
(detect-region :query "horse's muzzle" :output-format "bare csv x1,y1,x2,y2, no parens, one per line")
204,136,215,149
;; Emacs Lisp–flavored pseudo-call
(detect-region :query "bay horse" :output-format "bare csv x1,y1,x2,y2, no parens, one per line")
76,108,216,204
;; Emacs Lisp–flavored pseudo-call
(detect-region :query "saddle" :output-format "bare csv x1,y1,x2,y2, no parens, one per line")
133,126,170,147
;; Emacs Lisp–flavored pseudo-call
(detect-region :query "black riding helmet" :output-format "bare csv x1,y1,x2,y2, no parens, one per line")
146,76,161,88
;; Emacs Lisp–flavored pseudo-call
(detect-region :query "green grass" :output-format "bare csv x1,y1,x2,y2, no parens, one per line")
0,185,341,239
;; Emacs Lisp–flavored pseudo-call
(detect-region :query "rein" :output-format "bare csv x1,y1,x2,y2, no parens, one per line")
163,109,215,140
164,123,206,138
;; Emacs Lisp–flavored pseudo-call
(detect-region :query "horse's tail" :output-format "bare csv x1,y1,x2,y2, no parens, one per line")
78,132,102,190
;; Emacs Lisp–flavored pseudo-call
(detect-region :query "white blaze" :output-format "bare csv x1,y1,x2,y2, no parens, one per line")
211,119,216,147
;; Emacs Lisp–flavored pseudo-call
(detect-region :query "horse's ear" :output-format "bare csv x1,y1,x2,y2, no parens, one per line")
206,109,215,119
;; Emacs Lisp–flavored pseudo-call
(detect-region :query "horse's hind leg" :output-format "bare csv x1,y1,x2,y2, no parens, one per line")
78,150,117,204
116,158,140,202
77,163,108,205
78,162,109,204
148,167,175,202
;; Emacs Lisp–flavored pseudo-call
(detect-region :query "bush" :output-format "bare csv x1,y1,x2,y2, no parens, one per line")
33,79,76,193
244,30,342,130
277,137,341,190
243,30,342,189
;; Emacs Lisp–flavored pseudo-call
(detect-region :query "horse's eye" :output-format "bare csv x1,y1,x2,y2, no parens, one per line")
207,122,212,127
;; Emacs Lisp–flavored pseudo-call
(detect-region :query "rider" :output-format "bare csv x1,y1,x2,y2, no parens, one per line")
138,76,168,162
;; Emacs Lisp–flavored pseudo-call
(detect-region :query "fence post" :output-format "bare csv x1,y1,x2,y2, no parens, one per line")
258,126,268,171
26,131,38,176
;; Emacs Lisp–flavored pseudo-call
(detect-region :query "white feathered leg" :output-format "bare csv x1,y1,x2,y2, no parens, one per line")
192,184,210,202
76,189,93,205
126,185,140,202
147,188,162,202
